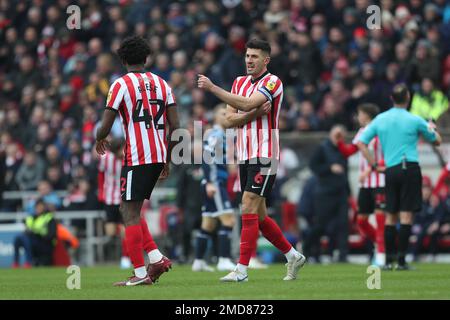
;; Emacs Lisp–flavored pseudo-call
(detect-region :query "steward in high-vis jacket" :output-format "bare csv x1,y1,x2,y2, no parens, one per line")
13,199,57,267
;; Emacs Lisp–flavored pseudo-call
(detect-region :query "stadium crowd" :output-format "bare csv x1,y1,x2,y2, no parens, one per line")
1,0,450,264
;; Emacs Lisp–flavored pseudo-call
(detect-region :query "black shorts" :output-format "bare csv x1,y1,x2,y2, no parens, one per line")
120,163,164,201
239,158,277,198
358,187,386,214
104,204,122,223
385,162,422,213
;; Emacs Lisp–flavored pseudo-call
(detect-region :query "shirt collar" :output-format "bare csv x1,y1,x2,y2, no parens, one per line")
251,70,269,84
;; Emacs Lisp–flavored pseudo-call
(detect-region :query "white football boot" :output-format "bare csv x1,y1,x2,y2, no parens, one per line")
283,253,306,280
220,267,248,282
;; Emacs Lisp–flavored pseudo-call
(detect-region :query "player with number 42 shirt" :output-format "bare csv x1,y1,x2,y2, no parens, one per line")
96,36,180,287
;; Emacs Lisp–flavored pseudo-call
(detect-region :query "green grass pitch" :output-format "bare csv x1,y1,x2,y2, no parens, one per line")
1,263,450,300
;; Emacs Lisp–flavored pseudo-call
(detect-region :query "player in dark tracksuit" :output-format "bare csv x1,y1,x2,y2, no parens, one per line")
192,105,236,272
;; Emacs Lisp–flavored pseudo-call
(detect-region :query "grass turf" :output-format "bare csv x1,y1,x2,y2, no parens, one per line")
1,263,449,300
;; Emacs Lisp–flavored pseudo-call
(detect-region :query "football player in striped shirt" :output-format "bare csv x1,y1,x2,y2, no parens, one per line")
198,39,306,282
96,36,180,286
337,103,386,265
97,138,131,269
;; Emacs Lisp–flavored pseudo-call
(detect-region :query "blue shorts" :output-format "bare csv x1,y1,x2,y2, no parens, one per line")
201,181,233,217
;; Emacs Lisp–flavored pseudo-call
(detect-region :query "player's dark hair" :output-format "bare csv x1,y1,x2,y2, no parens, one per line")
357,103,379,120
246,38,271,55
391,83,410,105
117,36,151,66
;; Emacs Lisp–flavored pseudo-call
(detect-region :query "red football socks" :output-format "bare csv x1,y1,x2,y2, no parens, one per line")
375,212,386,253
259,216,292,254
357,216,376,242
140,218,158,253
238,214,259,266
124,225,145,268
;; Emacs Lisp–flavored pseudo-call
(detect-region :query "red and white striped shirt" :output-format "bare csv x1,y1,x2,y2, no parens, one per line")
233,72,283,161
353,127,385,188
98,151,122,205
106,72,176,166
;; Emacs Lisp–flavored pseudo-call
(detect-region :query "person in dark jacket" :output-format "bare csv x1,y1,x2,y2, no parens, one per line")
304,125,350,262
13,199,57,267
297,175,320,262
412,176,442,261
176,144,204,263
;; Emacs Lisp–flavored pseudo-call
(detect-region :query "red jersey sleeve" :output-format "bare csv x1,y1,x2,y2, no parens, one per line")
106,79,124,111
258,75,283,102
337,140,359,158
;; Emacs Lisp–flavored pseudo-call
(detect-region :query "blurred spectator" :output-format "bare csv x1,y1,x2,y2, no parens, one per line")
407,39,441,87
410,77,449,121
25,180,61,215
63,178,98,236
15,151,45,191
13,199,57,267
412,176,442,261
45,165,67,190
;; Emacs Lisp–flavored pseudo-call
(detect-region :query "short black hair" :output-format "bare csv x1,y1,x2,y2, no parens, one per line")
357,103,380,120
117,36,151,66
391,83,410,105
246,38,271,55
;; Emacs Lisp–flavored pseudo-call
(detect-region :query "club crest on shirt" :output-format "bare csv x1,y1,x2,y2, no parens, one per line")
265,79,276,91
106,90,112,105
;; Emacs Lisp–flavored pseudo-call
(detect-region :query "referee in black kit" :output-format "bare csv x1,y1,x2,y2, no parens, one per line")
357,84,442,270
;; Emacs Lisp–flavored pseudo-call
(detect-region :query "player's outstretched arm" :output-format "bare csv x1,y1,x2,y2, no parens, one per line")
223,102,271,128
95,109,116,155
198,75,267,112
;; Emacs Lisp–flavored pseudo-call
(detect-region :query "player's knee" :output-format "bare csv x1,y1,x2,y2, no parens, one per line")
119,203,140,226
385,213,398,225
399,212,413,225
242,192,261,213
220,214,235,227
201,218,216,232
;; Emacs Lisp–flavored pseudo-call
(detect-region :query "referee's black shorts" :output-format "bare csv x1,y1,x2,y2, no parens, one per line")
385,162,422,213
